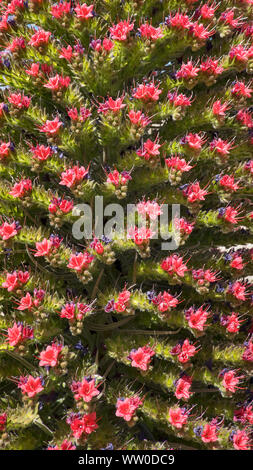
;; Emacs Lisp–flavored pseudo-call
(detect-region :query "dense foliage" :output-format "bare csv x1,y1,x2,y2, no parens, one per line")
0,0,252,451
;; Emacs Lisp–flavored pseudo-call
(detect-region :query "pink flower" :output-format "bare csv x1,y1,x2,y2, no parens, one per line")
133,82,162,102
116,396,142,422
59,45,73,61
212,100,230,117
201,423,218,443
128,226,154,245
110,20,134,41
219,175,239,192
183,182,208,203
233,429,251,450
229,45,249,63
185,305,210,331
129,345,155,371
59,165,89,188
68,252,93,272
138,23,163,41
137,138,161,161
2,270,29,292
39,117,63,135
169,13,192,30
175,375,192,401
165,156,193,172
17,293,33,311
185,132,206,150
44,74,70,91
128,110,150,128
210,138,234,157
222,370,244,393
8,93,31,109
51,1,71,18
231,81,252,98
69,412,98,439
161,254,188,277
74,3,94,20
169,407,188,429
71,378,100,402
9,179,32,198
28,29,51,47
0,222,18,240
176,61,200,79
200,58,223,76
39,343,62,367
6,322,33,347
34,238,53,257
30,144,53,161
18,375,44,398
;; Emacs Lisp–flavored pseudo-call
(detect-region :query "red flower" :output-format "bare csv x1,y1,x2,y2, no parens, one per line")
116,396,142,422
230,255,244,270
200,3,218,19
161,254,188,277
191,23,214,40
44,74,70,91
59,165,89,188
71,378,100,402
171,339,199,363
8,93,31,109
9,179,32,198
222,370,244,393
51,1,71,18
34,238,53,257
242,340,253,362
0,413,7,432
174,218,195,235
47,440,76,450
68,252,93,272
128,226,154,246
201,423,218,443
39,117,63,135
176,61,200,79
169,407,188,429
222,313,243,334
229,45,249,63
17,293,33,311
223,206,243,224
59,45,73,61
128,110,150,128
28,29,51,47
219,175,239,192
185,305,210,331
74,3,94,20
70,412,98,439
18,375,44,398
175,375,192,401
169,13,192,30
165,156,193,172
231,81,252,98
2,270,29,291
185,132,206,150
133,82,162,102
0,222,18,240
210,138,234,157
138,23,163,41
212,100,230,117
233,429,251,450
110,20,134,41
129,345,155,371
168,91,192,107
39,343,63,367
200,58,223,76
30,144,53,161
0,142,11,160
7,322,33,346
229,281,247,301
137,138,161,161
